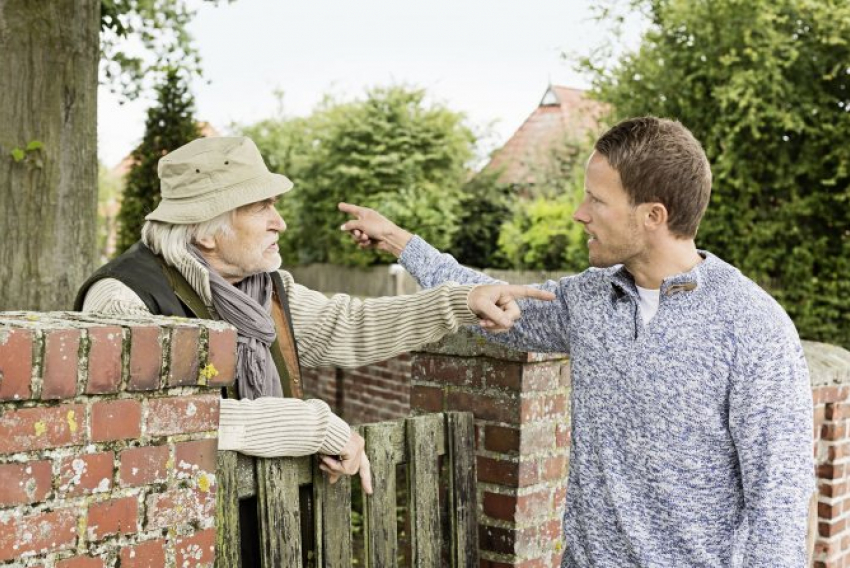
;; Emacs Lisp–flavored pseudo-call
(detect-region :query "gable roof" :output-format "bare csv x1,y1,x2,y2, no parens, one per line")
485,85,608,185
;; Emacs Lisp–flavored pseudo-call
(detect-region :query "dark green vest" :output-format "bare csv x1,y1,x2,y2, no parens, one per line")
74,242,303,398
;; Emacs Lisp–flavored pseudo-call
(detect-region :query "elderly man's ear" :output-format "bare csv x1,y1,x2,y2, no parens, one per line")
195,236,216,251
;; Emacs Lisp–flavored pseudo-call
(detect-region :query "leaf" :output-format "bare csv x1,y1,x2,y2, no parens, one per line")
25,140,43,152
10,148,25,162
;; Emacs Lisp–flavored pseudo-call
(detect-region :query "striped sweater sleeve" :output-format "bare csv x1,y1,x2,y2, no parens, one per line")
81,278,152,316
218,398,351,456
278,270,479,369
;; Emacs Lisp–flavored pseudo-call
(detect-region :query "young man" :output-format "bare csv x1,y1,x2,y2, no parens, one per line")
76,136,554,565
340,117,815,567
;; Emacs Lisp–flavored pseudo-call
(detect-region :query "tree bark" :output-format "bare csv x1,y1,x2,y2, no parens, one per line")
0,0,99,310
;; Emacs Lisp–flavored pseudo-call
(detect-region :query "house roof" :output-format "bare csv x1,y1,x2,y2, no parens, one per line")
485,86,608,185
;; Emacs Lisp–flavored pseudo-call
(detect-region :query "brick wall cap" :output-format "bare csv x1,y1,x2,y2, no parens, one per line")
415,328,567,363
805,341,850,387
0,311,235,333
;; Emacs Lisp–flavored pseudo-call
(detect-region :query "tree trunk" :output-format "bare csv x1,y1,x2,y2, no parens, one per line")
0,0,99,310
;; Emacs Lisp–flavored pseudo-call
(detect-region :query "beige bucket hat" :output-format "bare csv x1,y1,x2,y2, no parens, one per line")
145,136,293,224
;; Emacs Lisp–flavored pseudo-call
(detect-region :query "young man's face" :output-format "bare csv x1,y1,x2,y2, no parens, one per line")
209,196,286,282
573,151,645,268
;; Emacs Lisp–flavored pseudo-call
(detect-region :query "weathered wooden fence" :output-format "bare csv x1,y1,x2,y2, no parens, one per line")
215,412,478,568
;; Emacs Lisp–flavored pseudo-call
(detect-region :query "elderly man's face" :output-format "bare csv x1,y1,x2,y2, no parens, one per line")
203,197,286,283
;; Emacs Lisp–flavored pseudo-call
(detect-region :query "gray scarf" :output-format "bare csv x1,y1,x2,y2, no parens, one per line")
190,247,282,400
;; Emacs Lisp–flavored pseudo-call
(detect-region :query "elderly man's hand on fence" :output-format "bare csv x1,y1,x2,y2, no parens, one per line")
320,431,373,495
468,284,557,332
338,202,412,258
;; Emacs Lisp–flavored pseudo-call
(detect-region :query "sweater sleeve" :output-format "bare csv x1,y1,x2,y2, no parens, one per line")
729,319,815,567
279,271,479,368
218,398,351,457
81,278,152,316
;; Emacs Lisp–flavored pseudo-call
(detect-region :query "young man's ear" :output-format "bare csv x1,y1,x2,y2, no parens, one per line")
643,203,668,231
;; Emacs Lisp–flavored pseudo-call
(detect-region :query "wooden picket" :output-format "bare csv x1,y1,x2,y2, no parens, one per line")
215,411,478,568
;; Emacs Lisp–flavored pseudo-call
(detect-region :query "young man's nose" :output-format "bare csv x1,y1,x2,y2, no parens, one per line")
573,203,590,224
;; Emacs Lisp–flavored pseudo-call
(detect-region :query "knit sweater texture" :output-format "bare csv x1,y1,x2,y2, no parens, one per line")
82,245,478,458
400,236,814,568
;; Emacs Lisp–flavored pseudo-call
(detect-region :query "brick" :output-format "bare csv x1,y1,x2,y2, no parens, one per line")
540,455,568,481
87,495,139,540
145,487,215,530
0,508,77,561
119,538,166,568
448,390,520,424
0,328,33,401
119,445,169,487
0,460,52,506
521,394,567,422
478,456,539,486
168,326,201,386
411,385,444,412
819,480,850,499
175,528,216,567
484,424,521,453
145,394,219,436
58,451,114,497
56,556,106,568
827,442,850,461
478,524,543,557
412,355,485,388
825,402,850,421
818,463,846,480
819,517,847,538
517,489,555,523
174,438,218,479
128,326,162,391
86,326,123,394
91,399,141,442
483,491,517,521
0,403,85,454
521,362,562,392
813,386,850,405
42,329,81,399
206,327,236,387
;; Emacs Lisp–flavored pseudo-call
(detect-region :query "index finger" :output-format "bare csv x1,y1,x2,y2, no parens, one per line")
359,455,373,495
505,286,556,302
338,202,366,217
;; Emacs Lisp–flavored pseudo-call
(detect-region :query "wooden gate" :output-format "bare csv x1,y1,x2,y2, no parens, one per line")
215,412,478,567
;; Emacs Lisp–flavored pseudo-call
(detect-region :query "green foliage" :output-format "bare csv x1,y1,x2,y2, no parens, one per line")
100,0,228,99
244,86,476,267
495,136,591,271
116,69,200,253
450,168,513,268
583,0,850,346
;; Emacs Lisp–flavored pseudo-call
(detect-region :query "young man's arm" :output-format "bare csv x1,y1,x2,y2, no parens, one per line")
338,203,572,354
729,320,815,567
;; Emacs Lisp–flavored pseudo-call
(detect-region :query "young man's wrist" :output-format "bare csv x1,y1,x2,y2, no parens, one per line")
387,228,413,257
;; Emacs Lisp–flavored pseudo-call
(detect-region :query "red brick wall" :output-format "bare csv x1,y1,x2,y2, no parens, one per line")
0,312,235,567
301,353,412,424
812,341,850,568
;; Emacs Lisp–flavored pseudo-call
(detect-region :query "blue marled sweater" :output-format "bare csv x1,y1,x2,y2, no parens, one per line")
400,236,814,568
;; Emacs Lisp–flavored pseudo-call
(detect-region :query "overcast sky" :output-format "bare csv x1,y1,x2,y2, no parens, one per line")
97,0,646,168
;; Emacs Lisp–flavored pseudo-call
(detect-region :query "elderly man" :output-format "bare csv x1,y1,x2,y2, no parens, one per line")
75,136,553,564
341,117,815,568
